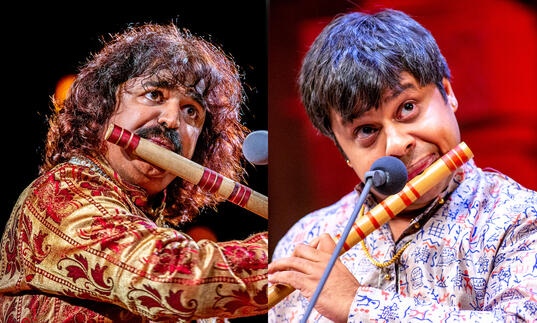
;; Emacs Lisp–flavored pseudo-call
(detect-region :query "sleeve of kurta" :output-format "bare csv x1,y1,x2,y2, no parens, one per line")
347,210,537,322
5,164,268,321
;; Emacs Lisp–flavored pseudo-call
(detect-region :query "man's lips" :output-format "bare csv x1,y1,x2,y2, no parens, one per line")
147,136,175,152
406,154,438,181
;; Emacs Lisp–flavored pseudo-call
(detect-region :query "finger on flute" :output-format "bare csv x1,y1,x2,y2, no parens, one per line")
267,142,473,307
268,205,363,307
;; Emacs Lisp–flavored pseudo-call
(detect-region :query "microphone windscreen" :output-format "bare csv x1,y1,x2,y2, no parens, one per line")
242,130,268,165
370,156,407,195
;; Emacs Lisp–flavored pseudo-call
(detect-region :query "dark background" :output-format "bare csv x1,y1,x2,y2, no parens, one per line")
269,0,537,256
4,2,267,322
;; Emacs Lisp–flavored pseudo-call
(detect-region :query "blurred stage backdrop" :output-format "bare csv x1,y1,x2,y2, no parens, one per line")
4,3,267,322
269,0,537,256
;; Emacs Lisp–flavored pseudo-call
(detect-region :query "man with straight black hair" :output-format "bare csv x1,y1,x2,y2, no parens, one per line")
269,9,537,322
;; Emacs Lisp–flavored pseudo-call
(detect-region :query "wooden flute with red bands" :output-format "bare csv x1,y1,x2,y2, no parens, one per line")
267,142,473,308
104,124,268,219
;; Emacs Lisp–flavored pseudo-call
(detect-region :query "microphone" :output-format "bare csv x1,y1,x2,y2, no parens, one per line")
301,156,407,322
366,156,407,195
242,130,268,165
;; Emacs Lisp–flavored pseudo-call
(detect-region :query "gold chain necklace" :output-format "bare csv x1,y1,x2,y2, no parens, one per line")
359,197,445,270
358,203,409,280
361,239,411,268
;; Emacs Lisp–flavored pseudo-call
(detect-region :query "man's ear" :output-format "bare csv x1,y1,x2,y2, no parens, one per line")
442,78,458,112
333,136,353,168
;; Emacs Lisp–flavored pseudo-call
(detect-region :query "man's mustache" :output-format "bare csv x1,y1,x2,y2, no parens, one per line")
135,124,183,155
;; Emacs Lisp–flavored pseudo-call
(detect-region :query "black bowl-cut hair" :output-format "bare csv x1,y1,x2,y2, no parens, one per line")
299,9,451,140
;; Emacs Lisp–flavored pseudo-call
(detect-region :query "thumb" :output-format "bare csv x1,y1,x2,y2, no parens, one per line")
315,233,337,253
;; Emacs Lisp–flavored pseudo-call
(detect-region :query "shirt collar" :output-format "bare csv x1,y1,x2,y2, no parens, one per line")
69,154,151,210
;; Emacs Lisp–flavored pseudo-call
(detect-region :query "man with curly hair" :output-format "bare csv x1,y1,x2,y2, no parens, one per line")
0,24,267,322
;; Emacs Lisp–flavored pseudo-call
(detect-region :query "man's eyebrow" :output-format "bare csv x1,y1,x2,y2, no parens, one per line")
140,78,207,109
343,82,418,123
141,79,174,89
384,82,417,102
186,89,206,109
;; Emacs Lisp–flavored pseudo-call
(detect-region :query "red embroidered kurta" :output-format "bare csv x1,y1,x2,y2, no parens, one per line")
0,155,267,322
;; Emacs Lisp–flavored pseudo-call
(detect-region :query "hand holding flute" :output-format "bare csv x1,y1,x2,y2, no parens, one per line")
268,142,474,310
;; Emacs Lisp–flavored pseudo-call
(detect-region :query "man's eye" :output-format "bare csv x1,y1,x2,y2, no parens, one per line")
183,105,198,118
144,90,164,102
354,125,378,139
398,102,417,119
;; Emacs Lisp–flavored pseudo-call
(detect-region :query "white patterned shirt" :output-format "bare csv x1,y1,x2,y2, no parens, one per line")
270,160,537,322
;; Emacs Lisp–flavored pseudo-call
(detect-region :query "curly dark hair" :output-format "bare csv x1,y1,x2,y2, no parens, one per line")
42,24,248,225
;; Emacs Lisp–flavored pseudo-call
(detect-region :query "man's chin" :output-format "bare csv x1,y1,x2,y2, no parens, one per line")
131,160,176,196
132,158,170,179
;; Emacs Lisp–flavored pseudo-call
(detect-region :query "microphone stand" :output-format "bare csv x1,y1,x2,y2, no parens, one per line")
300,170,386,322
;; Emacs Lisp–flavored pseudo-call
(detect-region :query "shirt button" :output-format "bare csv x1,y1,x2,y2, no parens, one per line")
384,273,391,280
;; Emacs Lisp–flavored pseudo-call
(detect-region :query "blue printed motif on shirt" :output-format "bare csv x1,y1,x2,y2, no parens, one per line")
269,160,537,322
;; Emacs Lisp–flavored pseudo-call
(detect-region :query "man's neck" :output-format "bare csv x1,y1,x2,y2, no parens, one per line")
388,217,413,241
389,205,429,241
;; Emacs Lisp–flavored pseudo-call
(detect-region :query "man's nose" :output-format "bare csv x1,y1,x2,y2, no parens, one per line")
157,103,180,129
385,125,415,158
